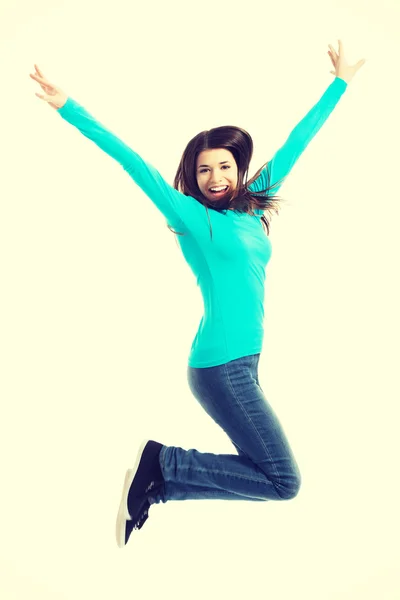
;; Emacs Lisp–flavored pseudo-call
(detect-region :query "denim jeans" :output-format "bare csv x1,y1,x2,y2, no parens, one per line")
151,354,301,504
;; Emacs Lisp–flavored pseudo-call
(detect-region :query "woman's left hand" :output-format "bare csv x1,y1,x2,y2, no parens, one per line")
328,40,366,84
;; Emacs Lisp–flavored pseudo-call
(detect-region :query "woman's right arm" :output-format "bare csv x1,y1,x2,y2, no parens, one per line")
29,65,196,230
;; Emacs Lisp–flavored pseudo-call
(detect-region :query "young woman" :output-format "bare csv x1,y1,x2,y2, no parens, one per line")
30,40,365,548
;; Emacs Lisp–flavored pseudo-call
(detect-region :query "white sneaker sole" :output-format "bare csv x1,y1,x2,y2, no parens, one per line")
115,438,149,548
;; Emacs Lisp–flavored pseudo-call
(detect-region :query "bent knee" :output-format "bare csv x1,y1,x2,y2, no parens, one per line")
277,474,302,500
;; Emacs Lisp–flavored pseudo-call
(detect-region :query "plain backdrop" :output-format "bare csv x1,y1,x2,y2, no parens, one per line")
1,0,399,599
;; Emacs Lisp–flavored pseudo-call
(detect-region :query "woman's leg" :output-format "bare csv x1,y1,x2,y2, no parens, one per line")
151,354,301,504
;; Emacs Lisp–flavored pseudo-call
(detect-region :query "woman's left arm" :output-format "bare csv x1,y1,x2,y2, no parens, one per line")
328,39,366,84
248,41,366,198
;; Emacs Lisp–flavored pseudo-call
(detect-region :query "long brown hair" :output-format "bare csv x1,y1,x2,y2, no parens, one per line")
171,125,287,241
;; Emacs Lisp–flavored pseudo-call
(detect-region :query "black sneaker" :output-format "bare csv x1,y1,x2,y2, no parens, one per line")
116,439,165,548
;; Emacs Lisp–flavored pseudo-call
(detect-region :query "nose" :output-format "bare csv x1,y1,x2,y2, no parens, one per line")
210,176,225,185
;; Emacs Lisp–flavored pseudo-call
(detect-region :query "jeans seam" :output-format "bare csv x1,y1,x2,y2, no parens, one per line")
222,359,282,490
178,465,267,484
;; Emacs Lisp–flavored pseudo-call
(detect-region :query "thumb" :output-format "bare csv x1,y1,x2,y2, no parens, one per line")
35,92,60,110
355,58,366,70
35,92,53,103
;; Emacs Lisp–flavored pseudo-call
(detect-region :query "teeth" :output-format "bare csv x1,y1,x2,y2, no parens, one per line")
210,186,227,192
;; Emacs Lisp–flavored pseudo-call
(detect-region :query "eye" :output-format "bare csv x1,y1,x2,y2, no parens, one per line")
199,165,231,174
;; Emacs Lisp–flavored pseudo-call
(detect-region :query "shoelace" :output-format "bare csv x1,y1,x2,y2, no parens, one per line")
132,480,160,530
134,505,149,530
145,480,155,493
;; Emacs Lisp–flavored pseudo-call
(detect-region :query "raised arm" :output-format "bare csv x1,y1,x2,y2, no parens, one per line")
29,65,200,229
249,77,348,196
249,40,366,196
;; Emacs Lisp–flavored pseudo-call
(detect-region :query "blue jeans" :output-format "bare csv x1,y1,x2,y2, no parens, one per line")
151,354,301,504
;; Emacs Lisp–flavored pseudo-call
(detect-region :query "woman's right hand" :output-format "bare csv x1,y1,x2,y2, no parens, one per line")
29,64,68,110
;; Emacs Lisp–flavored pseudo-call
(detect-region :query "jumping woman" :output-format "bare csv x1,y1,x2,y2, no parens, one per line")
29,40,365,548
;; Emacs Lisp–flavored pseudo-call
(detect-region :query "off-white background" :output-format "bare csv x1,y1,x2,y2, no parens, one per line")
1,0,399,599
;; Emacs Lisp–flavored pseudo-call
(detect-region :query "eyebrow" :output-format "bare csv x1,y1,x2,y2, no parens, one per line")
197,161,231,169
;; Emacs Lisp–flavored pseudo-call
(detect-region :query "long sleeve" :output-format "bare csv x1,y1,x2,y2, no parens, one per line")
56,98,191,228
249,77,348,196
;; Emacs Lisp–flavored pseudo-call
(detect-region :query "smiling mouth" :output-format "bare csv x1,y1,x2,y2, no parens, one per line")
209,186,229,196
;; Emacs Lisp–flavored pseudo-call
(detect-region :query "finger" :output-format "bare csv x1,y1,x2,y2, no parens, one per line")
30,72,47,84
30,73,50,91
328,44,337,58
338,39,343,54
34,64,44,77
30,73,53,89
34,65,53,90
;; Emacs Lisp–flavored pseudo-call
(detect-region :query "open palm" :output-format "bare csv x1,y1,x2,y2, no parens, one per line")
327,40,366,83
29,64,68,110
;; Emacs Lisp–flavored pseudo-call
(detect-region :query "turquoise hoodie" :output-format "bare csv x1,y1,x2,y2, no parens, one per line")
57,77,348,368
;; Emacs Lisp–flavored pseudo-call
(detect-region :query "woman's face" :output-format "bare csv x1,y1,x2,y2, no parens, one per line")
196,148,238,203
